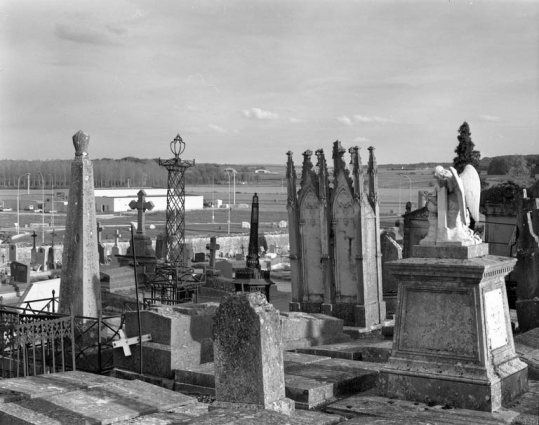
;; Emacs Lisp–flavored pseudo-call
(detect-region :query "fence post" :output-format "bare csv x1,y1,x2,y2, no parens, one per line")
70,307,76,371
98,309,102,375
52,289,56,314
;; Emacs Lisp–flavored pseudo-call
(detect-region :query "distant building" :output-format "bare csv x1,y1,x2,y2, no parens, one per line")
54,188,203,213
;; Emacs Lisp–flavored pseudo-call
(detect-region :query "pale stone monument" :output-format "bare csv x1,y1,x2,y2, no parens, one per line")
286,142,386,327
212,292,294,415
381,164,528,412
59,131,101,317
206,236,220,268
9,244,17,262
110,229,121,267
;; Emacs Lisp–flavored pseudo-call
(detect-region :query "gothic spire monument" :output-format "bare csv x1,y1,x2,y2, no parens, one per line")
59,131,100,317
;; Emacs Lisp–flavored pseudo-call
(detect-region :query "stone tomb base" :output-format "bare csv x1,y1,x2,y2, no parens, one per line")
290,301,386,328
381,253,528,412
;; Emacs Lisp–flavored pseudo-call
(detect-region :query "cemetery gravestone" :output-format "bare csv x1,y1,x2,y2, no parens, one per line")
110,230,121,267
269,244,276,254
212,292,294,415
9,244,16,262
30,231,38,266
10,261,30,284
47,246,56,270
194,252,206,263
155,233,166,260
215,260,233,279
36,247,47,271
206,236,220,268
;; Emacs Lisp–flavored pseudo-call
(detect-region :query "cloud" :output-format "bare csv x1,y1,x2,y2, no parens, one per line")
186,105,203,113
337,115,353,126
353,136,369,143
54,23,120,46
242,108,279,120
353,115,396,123
289,117,301,123
478,114,501,122
208,124,228,133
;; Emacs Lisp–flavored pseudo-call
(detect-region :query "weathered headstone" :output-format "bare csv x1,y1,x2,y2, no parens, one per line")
235,253,243,261
36,247,47,271
194,252,206,263
206,236,220,268
47,246,57,270
10,261,30,284
212,292,294,415
215,260,233,279
110,229,121,267
59,131,101,317
182,243,193,267
269,244,276,254
155,233,166,260
9,244,17,262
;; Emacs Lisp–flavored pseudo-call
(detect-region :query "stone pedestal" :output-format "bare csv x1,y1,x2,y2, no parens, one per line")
380,247,528,412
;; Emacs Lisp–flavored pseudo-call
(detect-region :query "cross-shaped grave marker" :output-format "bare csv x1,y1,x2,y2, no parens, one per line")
113,229,121,247
31,231,37,250
51,229,57,247
129,190,155,235
206,236,220,268
112,329,152,356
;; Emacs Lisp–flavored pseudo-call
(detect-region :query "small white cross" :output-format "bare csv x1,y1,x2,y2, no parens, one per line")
112,329,152,356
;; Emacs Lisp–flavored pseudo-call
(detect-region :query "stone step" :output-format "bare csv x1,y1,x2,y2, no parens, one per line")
294,339,393,363
325,394,524,424
174,355,385,410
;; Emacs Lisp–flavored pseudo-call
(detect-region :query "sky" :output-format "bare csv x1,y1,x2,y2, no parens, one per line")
0,0,538,165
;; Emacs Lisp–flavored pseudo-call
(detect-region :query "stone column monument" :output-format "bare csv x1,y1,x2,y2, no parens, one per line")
59,131,100,317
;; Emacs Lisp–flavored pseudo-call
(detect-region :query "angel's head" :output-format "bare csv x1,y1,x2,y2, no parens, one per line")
434,166,451,185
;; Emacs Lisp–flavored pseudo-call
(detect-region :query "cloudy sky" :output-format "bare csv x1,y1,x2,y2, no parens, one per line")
1,0,537,164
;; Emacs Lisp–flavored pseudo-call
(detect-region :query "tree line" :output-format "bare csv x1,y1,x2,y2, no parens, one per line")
0,159,260,189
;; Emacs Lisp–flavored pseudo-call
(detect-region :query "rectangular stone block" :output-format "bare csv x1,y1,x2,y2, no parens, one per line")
124,304,217,347
114,340,213,379
413,243,489,259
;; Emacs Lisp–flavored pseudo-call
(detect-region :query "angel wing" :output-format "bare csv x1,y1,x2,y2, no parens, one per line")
449,166,469,226
459,164,481,223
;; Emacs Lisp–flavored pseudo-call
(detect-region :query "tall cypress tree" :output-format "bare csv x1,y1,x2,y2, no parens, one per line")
453,121,481,174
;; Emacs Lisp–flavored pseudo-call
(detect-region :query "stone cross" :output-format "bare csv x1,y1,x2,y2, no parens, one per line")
31,231,37,250
206,236,220,268
112,329,152,357
114,229,121,246
129,190,154,235
96,222,104,244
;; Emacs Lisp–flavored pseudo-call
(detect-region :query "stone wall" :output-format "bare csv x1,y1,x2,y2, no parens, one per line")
0,231,290,269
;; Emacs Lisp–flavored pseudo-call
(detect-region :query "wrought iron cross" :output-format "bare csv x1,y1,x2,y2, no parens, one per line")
31,231,37,250
206,236,220,267
129,190,155,235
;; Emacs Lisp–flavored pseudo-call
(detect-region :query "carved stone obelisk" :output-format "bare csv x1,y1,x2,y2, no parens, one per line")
59,131,100,317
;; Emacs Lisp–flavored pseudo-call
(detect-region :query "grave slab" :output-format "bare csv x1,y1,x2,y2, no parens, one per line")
0,377,196,425
325,394,520,424
295,340,392,363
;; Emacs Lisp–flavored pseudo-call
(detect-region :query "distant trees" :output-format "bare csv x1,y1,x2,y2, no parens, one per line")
507,155,533,187
0,159,258,189
453,121,481,173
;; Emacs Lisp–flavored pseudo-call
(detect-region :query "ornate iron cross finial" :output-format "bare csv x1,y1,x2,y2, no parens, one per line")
170,134,185,159
129,190,155,234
